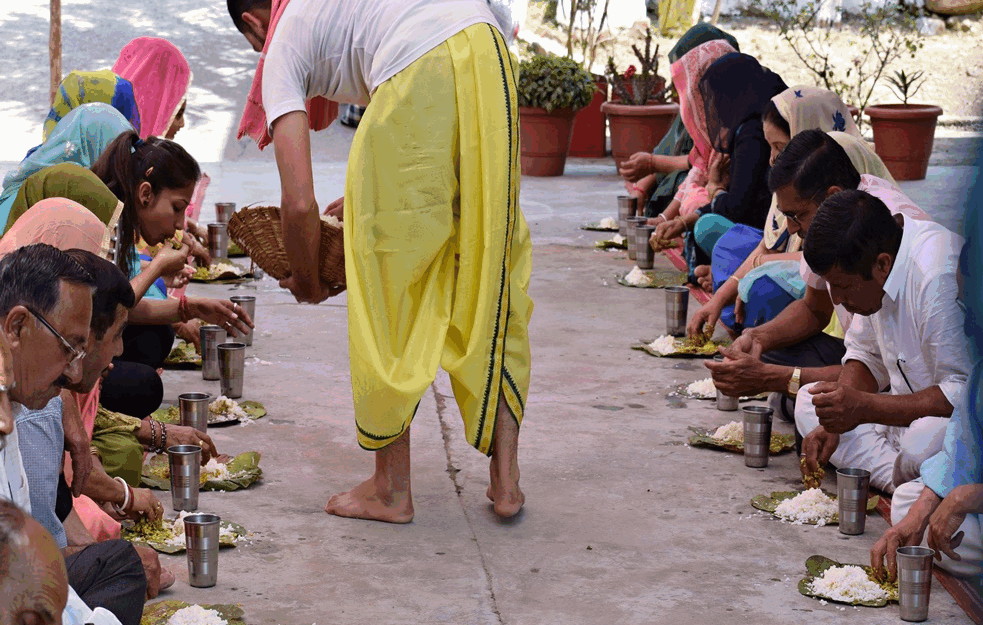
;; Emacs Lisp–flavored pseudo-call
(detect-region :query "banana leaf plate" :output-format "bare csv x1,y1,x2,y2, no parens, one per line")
595,237,627,250
751,491,880,525
141,601,246,625
142,451,262,492
632,337,728,358
650,237,681,252
163,341,201,369
672,384,768,401
617,270,687,289
581,222,619,232
687,426,795,454
191,261,253,283
152,401,266,427
798,555,899,607
122,516,246,554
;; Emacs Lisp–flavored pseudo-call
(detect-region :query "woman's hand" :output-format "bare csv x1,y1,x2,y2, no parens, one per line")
618,153,654,182
126,488,164,522
162,423,218,462
927,484,983,563
687,300,723,338
163,266,193,290
186,236,211,266
323,196,344,220
153,240,192,277
189,297,254,337
653,216,685,242
174,319,203,352
707,151,731,193
734,296,746,325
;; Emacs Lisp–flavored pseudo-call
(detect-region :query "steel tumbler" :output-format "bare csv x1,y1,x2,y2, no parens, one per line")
742,405,774,468
184,513,221,588
167,445,201,512
218,342,246,399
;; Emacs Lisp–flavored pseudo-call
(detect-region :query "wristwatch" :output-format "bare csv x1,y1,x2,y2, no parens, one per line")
787,367,802,396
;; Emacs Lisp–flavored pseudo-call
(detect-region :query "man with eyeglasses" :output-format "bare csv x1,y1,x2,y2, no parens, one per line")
707,130,930,417
0,244,143,625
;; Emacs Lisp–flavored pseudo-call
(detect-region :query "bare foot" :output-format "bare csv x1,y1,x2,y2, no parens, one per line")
487,395,524,518
325,475,414,524
694,265,713,293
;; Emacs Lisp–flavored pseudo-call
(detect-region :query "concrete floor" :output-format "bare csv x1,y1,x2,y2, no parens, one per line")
150,147,978,624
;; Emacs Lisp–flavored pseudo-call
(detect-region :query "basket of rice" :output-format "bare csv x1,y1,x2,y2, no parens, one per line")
227,205,345,287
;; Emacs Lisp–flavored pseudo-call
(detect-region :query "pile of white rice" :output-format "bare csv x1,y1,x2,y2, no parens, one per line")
624,266,652,286
201,458,243,483
808,565,889,603
211,261,241,276
598,217,618,229
209,396,248,421
774,488,839,526
647,335,677,355
686,377,718,399
163,511,237,548
710,420,744,443
321,214,342,228
168,605,228,625
611,233,626,245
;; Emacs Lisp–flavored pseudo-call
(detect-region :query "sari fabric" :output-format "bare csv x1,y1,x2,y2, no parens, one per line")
0,103,132,230
0,198,107,259
42,70,140,141
112,37,192,138
667,23,740,63
700,53,787,155
237,0,338,150
5,163,121,238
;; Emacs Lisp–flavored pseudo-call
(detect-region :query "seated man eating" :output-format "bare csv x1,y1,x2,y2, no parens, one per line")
796,189,967,493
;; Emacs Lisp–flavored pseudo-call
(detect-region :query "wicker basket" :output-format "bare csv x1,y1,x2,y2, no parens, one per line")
227,206,345,286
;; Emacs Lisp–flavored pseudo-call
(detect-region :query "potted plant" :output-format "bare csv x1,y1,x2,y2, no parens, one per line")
600,28,679,168
866,69,942,181
564,0,612,158
518,54,596,176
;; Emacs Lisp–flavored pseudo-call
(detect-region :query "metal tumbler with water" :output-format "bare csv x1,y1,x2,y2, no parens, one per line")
179,392,211,434
617,195,637,237
664,286,689,337
229,295,256,346
742,405,774,468
626,216,648,261
207,223,228,260
218,342,246,399
200,325,223,381
184,513,221,588
214,202,235,225
167,445,201,512
897,546,934,622
836,467,871,535
635,225,656,270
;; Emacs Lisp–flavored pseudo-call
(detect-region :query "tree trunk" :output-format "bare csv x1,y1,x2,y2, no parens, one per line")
710,0,724,24
50,0,62,106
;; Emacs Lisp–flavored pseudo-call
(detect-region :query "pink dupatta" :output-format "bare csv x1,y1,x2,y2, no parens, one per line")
669,39,737,215
112,38,192,139
236,0,337,150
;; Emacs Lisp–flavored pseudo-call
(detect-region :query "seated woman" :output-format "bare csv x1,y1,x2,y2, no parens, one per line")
686,86,891,336
42,70,141,142
652,50,785,280
618,24,740,217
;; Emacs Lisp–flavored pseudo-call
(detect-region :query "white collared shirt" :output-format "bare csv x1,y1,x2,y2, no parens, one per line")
842,215,969,408
1,403,32,512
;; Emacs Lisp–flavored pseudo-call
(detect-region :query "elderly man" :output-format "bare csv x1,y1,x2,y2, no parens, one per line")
794,190,967,493
0,244,145,625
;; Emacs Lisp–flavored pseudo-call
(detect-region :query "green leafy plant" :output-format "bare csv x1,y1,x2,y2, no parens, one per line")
886,68,926,105
518,54,597,112
605,28,668,105
753,0,923,123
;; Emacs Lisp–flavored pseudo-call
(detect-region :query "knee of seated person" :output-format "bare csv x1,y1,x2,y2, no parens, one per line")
890,480,925,525
793,382,821,436
900,416,949,461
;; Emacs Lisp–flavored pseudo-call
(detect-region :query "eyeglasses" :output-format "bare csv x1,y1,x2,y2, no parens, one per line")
781,210,801,226
25,307,86,366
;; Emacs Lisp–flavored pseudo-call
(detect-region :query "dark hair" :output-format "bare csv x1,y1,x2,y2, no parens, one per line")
0,244,94,319
90,130,201,274
63,249,135,340
768,129,861,200
803,189,903,279
228,0,271,32
0,500,28,577
761,99,790,137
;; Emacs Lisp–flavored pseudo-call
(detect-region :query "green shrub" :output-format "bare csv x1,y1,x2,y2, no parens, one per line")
518,54,596,113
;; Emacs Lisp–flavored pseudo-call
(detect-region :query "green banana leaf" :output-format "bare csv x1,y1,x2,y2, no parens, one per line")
152,401,266,426
687,426,795,455
595,238,627,250
163,341,201,369
750,490,881,525
580,222,619,232
632,337,728,358
798,555,899,607
616,269,687,289
122,518,246,554
191,261,252,283
141,601,246,625
142,451,262,492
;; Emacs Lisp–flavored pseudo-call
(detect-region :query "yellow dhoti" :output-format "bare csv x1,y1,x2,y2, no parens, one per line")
344,24,533,455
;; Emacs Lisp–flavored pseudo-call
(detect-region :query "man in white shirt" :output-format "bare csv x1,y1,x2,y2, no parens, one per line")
228,0,532,522
795,190,968,493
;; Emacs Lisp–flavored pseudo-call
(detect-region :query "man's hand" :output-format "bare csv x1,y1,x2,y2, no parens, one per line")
927,484,983,562
618,152,654,182
730,329,759,355
65,442,93,498
871,510,931,582
189,297,254,337
278,275,345,304
799,425,840,485
164,424,218,462
705,341,773,397
133,544,163,599
809,381,869,434
62,394,93,497
323,196,344,220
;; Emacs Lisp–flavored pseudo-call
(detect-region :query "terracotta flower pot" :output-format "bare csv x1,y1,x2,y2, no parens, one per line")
519,107,577,177
865,104,943,181
601,102,680,169
569,76,608,158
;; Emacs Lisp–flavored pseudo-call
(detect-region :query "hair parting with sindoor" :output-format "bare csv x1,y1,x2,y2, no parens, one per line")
91,130,200,273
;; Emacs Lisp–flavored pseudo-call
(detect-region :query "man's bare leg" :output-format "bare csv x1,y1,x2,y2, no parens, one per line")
487,394,524,518
324,428,414,524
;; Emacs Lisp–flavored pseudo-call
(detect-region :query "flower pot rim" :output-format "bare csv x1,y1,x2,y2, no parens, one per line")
518,106,579,117
601,101,679,116
865,104,943,120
